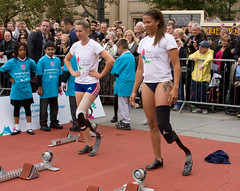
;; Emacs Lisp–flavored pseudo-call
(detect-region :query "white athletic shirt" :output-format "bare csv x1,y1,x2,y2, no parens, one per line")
138,33,177,83
70,39,104,84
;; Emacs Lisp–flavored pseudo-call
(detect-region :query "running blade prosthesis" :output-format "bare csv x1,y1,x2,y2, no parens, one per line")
78,113,101,156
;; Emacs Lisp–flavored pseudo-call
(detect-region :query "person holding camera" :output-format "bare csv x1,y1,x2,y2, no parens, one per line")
56,34,69,56
103,32,118,57
13,21,30,40
186,23,205,55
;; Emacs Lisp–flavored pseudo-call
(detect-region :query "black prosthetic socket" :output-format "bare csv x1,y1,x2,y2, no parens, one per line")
77,113,87,130
156,106,177,143
156,106,193,175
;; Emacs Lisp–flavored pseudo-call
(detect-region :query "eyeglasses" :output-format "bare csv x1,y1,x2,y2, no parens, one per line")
20,37,26,39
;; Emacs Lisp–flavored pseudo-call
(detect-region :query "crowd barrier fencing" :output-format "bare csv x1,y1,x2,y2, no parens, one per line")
177,58,239,113
0,55,239,114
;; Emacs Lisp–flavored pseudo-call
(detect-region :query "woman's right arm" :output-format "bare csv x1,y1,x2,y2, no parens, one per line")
64,52,80,77
130,54,144,106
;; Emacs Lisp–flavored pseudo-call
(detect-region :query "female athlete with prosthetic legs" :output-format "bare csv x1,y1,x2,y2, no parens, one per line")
129,9,192,175
64,20,114,156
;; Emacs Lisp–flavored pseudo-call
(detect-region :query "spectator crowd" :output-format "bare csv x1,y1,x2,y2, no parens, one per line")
1,14,240,134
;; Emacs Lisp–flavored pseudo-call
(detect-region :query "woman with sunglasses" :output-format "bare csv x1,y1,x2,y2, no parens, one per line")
18,33,28,44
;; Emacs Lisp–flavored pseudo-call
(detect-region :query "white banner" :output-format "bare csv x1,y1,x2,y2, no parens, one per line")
0,93,105,136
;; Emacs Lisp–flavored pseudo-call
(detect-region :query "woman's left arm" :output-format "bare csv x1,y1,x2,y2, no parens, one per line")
89,50,114,79
168,48,181,105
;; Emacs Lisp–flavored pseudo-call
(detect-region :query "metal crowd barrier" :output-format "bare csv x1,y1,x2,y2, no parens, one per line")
0,63,11,96
177,58,239,113
0,55,239,114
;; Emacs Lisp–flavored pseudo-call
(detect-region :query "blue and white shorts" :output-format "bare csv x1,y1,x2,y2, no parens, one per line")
75,82,100,97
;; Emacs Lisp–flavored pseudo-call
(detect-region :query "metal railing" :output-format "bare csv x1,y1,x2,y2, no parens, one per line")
177,58,239,113
0,55,239,114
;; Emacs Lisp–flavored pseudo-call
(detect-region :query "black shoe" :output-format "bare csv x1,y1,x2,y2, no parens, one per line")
27,129,35,135
78,145,93,155
111,116,118,123
40,125,50,131
11,129,21,135
146,158,163,171
116,122,131,130
69,126,80,132
50,122,63,129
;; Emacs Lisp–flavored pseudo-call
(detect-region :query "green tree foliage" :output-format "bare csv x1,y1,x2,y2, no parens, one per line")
141,0,238,20
0,0,117,28
72,0,116,19
0,0,46,27
45,0,74,22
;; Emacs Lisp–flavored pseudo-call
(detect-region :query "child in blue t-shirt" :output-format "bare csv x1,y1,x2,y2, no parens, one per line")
111,39,136,130
37,41,63,131
0,42,37,135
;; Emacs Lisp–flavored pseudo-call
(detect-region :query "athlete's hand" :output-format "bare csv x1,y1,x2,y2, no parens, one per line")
71,71,81,77
89,70,101,79
168,88,178,105
130,92,138,107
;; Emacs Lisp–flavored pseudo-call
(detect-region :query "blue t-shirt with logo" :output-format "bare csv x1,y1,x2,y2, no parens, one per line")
0,57,37,100
37,55,63,99
111,51,136,97
63,56,77,97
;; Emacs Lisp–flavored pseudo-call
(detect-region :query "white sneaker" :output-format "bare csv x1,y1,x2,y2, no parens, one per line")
192,108,202,113
202,109,208,114
172,106,179,111
142,119,148,125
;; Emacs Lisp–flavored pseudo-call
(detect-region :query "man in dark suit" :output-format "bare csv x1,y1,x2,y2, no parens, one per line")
27,19,51,92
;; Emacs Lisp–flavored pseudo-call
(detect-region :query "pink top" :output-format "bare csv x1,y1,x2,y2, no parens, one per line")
215,49,224,71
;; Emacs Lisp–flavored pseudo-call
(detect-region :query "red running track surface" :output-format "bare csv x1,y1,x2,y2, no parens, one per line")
0,124,240,191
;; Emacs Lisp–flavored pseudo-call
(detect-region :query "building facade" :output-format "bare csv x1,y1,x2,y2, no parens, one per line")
72,0,240,30
73,0,151,31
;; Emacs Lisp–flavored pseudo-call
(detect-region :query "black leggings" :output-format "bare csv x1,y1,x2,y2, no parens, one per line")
14,105,31,117
113,94,118,118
